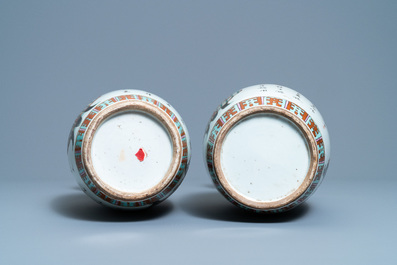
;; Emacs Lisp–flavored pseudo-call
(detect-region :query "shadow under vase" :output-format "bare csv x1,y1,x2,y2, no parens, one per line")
179,191,311,223
50,192,174,222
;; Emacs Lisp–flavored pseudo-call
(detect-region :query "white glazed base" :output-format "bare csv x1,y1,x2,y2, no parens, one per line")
220,113,310,203
91,111,173,194
204,84,329,212
68,90,191,209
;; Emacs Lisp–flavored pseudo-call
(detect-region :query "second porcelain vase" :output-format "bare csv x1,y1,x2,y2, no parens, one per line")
203,84,331,213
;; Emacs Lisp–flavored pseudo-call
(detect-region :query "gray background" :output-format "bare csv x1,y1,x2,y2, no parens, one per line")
1,1,396,264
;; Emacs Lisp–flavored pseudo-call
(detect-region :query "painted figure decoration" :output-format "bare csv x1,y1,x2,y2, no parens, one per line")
67,90,191,209
203,84,331,213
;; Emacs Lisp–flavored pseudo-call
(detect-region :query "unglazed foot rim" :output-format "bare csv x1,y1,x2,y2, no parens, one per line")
213,105,319,210
82,100,182,201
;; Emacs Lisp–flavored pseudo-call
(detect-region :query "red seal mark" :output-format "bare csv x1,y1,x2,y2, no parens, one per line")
135,148,146,162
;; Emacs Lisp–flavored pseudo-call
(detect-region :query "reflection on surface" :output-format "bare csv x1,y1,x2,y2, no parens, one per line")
51,193,174,222
179,191,310,223
190,226,282,238
77,231,144,245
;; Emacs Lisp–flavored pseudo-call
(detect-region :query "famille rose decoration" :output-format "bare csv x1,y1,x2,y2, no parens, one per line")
204,84,331,213
67,90,191,209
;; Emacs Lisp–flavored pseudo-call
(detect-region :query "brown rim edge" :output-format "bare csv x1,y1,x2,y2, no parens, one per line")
213,105,318,210
82,100,182,201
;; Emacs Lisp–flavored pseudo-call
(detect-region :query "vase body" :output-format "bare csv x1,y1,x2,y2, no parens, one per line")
203,84,330,213
68,90,191,209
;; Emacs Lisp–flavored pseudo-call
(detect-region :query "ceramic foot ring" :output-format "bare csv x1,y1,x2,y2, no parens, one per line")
68,90,191,209
204,84,331,213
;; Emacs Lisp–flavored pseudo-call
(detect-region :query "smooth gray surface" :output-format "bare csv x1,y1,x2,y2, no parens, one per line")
1,1,396,264
1,178,396,264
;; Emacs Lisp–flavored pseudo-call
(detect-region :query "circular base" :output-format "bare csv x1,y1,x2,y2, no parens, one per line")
213,106,318,210
91,111,173,194
221,113,310,202
82,100,182,201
